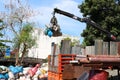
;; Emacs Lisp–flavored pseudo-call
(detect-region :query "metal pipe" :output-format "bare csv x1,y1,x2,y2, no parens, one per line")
87,55,120,58
83,63,103,67
76,55,87,58
69,60,78,64
78,58,90,63
88,57,120,62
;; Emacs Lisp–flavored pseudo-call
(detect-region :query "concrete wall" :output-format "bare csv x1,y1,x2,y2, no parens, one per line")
27,28,80,59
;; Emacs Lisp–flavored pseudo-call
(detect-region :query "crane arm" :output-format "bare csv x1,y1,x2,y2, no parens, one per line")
54,8,116,41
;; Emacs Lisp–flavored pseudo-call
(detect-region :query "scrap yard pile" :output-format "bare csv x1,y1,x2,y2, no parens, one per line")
0,63,48,80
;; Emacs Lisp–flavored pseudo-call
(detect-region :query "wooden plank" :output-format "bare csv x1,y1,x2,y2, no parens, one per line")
81,48,86,55
51,42,55,55
74,65,91,79
55,44,60,55
54,55,58,66
51,43,60,66
50,42,55,66
110,41,118,55
62,64,91,79
60,40,71,54
95,39,103,55
52,44,56,66
86,46,95,55
62,64,74,79
117,42,120,55
103,42,109,55
71,46,81,55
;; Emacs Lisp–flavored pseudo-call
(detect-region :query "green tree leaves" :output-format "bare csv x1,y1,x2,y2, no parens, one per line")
0,20,11,48
13,23,36,64
79,0,120,46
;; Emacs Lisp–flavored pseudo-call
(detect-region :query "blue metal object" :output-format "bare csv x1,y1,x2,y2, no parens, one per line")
47,29,53,37
44,28,53,37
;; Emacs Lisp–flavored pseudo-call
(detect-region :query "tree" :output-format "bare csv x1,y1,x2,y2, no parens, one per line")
0,20,6,47
0,0,38,65
63,37,80,46
3,0,35,35
0,19,11,55
13,23,36,64
79,0,120,46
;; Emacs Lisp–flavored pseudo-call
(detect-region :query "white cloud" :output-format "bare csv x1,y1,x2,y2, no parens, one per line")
53,0,81,16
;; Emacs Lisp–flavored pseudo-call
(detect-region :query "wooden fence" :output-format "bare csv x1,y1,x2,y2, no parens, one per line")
51,39,120,56
84,39,120,55
51,40,82,55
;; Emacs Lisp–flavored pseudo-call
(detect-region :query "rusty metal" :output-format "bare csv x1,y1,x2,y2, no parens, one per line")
74,54,120,69
88,57,120,63
76,54,120,63
87,55,120,58
83,63,103,68
78,58,90,63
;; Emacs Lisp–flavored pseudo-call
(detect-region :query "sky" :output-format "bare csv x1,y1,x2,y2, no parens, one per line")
0,0,86,43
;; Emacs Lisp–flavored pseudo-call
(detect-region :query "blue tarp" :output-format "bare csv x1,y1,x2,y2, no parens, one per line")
0,73,9,79
9,65,23,75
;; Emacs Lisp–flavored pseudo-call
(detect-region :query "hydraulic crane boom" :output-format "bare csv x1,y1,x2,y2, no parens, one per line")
53,8,117,41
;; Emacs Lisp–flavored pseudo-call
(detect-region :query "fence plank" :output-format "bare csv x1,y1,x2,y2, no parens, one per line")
95,39,103,55
60,40,71,54
81,48,86,55
110,41,118,55
55,44,60,55
71,46,81,55
103,42,109,55
54,55,58,66
86,46,95,55
118,42,120,55
51,43,56,66
51,43,60,66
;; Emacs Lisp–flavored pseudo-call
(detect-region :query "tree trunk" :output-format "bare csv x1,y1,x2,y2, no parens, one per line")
20,43,27,64
15,48,19,66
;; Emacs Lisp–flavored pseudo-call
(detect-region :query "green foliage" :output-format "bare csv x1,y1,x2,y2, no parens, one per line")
63,37,80,47
79,0,120,46
19,23,35,48
71,39,80,47
63,37,71,41
0,20,11,49
13,23,36,51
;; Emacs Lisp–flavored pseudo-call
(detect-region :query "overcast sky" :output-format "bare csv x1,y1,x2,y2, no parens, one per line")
0,0,86,43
